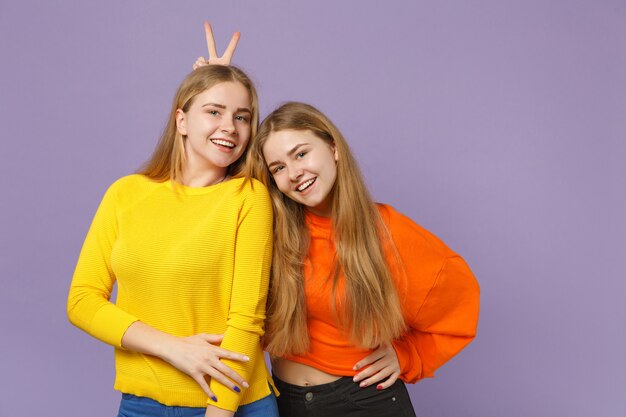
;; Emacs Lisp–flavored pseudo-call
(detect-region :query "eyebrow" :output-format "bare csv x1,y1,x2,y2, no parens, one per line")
267,143,308,168
201,103,252,114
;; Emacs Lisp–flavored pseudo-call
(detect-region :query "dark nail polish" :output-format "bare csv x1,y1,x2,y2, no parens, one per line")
234,386,241,393
211,396,218,402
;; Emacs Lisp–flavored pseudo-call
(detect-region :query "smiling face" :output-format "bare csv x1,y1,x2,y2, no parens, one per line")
176,81,252,181
263,129,338,217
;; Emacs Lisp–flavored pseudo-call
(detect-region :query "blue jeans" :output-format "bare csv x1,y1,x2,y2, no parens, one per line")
117,392,278,417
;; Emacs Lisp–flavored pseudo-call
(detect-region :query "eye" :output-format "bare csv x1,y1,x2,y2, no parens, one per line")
296,151,306,159
207,110,219,116
271,165,285,174
235,114,250,122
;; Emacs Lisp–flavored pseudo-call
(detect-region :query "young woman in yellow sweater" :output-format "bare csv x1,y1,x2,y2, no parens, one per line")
245,102,480,416
67,27,278,417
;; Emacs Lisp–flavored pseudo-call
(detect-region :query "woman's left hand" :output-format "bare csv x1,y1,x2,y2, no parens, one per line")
352,343,401,390
193,21,240,70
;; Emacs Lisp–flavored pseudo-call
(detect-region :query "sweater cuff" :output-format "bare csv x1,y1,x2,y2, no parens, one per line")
392,338,423,383
207,326,262,411
90,304,139,347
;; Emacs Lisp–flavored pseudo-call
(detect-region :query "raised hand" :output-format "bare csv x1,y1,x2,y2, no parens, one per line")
352,343,401,390
192,21,240,70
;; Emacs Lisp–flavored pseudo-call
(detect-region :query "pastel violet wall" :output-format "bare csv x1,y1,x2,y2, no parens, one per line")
1,1,624,416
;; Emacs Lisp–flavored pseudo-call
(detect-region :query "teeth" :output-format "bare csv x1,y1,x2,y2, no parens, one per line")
211,139,235,148
297,178,315,191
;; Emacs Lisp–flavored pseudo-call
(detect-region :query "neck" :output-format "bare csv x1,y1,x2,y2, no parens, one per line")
305,194,334,218
180,166,228,188
305,206,331,218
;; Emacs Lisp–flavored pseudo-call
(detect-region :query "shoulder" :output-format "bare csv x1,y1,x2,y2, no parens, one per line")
102,174,159,206
219,178,272,223
376,203,456,259
230,177,269,193
376,203,467,298
108,174,153,190
226,177,271,202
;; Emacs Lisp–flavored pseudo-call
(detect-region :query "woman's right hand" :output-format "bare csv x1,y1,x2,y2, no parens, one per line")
192,21,240,70
160,333,250,400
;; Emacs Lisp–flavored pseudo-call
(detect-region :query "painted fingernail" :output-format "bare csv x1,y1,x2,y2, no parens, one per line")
234,386,241,393
376,385,383,390
211,396,218,402
243,382,250,388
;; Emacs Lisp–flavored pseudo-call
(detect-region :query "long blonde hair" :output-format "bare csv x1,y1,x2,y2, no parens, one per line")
139,65,259,181
246,102,406,356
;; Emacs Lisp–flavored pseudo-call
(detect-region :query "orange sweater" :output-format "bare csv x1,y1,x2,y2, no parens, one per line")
285,204,480,383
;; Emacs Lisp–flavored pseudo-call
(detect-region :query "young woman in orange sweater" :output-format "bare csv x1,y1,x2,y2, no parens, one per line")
244,102,480,416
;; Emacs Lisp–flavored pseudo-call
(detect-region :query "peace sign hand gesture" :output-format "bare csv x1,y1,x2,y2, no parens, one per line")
192,21,240,70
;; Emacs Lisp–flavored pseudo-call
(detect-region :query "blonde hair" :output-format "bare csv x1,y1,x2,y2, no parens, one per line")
246,102,406,356
139,65,259,181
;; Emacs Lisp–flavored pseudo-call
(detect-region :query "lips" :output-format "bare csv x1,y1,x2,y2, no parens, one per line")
296,177,316,192
210,138,236,148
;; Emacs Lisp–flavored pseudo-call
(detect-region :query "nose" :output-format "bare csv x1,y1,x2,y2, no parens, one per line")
289,167,304,182
220,116,237,135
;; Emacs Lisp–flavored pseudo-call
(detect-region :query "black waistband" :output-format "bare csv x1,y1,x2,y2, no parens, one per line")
272,373,355,394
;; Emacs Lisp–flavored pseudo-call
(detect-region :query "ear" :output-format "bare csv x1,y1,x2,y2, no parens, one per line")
175,109,187,136
331,142,338,162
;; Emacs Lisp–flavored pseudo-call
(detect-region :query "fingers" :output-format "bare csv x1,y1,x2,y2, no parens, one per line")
198,334,250,390
222,31,240,63
353,358,385,384
193,359,246,395
192,57,208,71
355,363,396,388
353,343,400,388
204,21,218,58
203,365,241,393
200,21,240,66
211,345,250,363
353,348,385,372
194,374,218,402
200,333,224,344
211,360,249,389
361,371,399,390
375,372,400,390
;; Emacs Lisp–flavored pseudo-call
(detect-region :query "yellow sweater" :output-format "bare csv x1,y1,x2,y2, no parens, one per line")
67,174,273,411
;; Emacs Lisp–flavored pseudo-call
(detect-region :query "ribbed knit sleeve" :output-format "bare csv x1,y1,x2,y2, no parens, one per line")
379,205,480,383
207,182,273,411
67,178,139,347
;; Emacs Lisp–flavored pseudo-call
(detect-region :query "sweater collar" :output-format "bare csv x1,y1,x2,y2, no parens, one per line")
305,210,334,238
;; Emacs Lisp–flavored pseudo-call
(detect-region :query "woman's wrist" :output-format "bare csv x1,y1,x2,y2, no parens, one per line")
121,321,175,360
205,404,235,417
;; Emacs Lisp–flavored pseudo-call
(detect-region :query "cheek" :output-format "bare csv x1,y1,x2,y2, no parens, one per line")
273,176,291,194
330,165,338,183
269,172,295,196
238,136,250,152
323,157,338,184
239,125,252,142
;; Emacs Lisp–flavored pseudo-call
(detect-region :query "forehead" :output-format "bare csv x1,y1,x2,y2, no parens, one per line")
263,129,324,155
193,81,250,108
